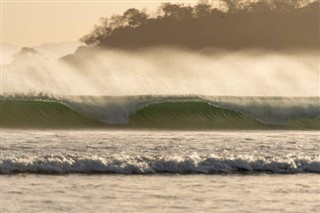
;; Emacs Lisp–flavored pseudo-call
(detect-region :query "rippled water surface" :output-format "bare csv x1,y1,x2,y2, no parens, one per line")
2,174,320,213
1,130,319,212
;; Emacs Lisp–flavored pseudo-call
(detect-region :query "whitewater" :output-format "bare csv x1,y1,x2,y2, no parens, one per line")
1,130,320,212
1,130,320,174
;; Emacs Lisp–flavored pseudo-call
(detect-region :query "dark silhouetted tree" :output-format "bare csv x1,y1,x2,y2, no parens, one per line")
194,2,212,17
79,0,319,50
161,3,193,20
123,8,148,27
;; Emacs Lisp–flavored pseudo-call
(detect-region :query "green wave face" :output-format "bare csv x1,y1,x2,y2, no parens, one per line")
0,100,101,128
128,102,264,129
285,115,320,130
1,97,319,130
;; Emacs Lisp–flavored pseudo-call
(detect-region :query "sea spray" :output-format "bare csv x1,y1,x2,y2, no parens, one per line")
2,47,319,96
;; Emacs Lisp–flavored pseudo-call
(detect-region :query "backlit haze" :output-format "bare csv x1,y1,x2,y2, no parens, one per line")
1,0,319,97
2,0,194,46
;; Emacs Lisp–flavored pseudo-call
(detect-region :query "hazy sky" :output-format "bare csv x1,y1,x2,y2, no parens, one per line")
2,0,197,46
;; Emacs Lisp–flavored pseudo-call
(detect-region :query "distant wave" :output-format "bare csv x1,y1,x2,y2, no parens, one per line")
1,154,319,174
1,95,319,129
0,99,101,128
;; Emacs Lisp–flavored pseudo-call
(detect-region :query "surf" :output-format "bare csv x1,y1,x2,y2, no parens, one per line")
1,95,319,130
1,152,319,174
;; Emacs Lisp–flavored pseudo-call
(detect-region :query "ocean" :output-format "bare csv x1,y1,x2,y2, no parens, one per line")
2,1,319,211
1,95,319,212
1,95,319,129
1,128,320,212
3,173,320,212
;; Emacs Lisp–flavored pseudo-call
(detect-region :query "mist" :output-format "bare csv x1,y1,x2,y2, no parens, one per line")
2,0,318,98
2,47,319,97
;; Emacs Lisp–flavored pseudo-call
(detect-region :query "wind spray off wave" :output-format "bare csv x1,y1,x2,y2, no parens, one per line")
2,47,319,129
2,47,319,96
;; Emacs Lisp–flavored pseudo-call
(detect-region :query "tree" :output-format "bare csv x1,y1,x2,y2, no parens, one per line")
123,8,148,27
194,2,212,17
162,3,193,20
223,0,240,13
80,18,111,45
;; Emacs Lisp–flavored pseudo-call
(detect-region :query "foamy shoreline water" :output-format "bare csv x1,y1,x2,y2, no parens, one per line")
2,130,319,174
2,129,319,212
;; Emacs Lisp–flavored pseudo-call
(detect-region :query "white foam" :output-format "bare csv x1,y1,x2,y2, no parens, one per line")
1,154,319,174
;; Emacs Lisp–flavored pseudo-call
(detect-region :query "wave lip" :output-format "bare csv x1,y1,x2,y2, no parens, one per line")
1,95,320,129
1,155,319,174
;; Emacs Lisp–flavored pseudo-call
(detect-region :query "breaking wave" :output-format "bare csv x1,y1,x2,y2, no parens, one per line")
1,154,319,174
1,95,319,129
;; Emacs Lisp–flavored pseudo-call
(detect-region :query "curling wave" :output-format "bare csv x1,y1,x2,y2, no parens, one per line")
1,95,319,129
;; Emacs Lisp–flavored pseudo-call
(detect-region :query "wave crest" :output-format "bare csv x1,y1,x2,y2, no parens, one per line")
1,95,319,129
1,154,319,174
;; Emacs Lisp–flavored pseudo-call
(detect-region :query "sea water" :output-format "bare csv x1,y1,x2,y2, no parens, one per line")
1,130,319,212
